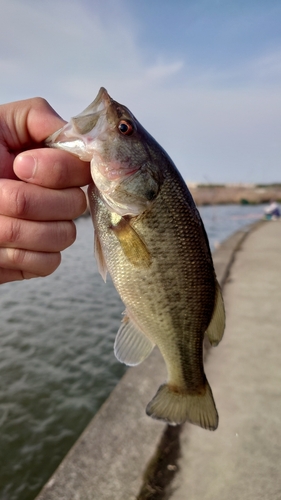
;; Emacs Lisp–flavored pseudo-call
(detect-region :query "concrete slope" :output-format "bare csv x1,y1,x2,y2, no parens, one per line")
169,220,281,500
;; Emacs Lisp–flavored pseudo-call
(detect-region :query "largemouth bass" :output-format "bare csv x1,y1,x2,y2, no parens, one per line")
46,88,225,430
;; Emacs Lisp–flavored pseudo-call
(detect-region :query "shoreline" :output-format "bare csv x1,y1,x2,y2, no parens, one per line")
188,184,281,206
81,185,281,218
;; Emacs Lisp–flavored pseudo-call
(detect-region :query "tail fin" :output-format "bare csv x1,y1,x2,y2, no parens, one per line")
146,382,218,431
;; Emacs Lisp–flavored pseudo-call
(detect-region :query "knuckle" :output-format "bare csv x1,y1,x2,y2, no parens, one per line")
0,218,22,245
7,183,30,218
7,247,26,266
14,185,29,217
8,219,22,244
0,181,29,218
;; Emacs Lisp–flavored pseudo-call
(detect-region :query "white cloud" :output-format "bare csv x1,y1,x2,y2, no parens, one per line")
0,0,187,115
0,0,142,108
144,61,184,81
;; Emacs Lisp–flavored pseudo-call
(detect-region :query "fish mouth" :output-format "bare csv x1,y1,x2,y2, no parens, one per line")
45,87,112,161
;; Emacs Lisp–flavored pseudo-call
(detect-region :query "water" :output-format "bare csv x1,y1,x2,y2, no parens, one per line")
0,204,264,500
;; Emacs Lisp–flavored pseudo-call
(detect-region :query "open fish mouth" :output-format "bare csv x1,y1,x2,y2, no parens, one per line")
45,87,112,161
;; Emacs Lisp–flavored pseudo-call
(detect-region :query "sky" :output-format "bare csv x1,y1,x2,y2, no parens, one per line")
1,0,281,184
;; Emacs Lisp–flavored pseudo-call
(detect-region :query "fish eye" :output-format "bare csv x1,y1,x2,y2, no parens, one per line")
118,120,134,136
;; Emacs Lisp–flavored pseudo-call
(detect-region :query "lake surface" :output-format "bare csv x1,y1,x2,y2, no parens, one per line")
0,204,265,500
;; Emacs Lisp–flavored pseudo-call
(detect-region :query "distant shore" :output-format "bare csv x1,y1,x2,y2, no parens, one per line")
188,183,281,206
80,184,281,217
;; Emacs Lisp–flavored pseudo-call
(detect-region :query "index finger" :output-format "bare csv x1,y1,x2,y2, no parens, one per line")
14,148,92,189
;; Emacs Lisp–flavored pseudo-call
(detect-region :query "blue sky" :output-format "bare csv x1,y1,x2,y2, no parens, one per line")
1,0,281,184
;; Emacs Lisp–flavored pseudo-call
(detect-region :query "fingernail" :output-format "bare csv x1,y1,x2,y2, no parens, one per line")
14,154,36,180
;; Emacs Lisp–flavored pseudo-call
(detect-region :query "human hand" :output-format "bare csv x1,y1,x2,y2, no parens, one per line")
0,97,92,284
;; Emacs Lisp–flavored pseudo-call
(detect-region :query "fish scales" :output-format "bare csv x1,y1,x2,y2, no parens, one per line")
91,166,216,405
46,87,225,430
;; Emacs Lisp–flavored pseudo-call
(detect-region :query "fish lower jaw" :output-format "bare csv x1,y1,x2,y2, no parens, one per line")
92,160,139,184
105,164,139,181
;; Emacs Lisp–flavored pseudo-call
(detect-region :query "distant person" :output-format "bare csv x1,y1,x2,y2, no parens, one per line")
264,201,281,220
0,97,92,285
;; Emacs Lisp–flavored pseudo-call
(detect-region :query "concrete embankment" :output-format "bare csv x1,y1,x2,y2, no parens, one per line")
36,219,280,500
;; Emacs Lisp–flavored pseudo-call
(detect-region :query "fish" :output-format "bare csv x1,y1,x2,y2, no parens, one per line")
46,87,225,430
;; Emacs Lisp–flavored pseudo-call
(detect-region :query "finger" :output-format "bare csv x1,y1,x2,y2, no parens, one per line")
1,98,67,181
1,97,66,148
0,179,87,221
0,248,61,281
0,216,76,252
0,268,44,284
14,149,92,189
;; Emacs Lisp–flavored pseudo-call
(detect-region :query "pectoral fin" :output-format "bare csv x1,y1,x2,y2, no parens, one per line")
114,313,155,366
206,279,225,347
111,217,151,268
